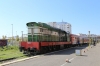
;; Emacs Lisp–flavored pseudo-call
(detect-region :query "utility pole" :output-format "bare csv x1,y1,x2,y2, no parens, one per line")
21,31,23,41
88,31,90,48
11,24,13,45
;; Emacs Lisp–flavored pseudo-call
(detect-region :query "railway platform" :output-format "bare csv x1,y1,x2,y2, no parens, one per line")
62,43,100,66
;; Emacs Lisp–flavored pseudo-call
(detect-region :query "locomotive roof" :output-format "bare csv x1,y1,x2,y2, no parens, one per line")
26,22,67,33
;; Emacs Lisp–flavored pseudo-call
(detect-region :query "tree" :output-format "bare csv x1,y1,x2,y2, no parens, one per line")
2,35,7,39
8,39,11,42
16,35,19,41
12,36,15,40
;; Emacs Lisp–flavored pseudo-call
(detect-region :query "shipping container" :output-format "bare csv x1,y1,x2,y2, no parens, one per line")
0,39,7,47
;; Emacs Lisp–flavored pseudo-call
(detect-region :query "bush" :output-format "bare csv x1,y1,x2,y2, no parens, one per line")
0,46,19,51
0,47,3,51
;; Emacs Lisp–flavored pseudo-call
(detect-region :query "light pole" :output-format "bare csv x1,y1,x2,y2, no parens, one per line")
95,35,97,44
11,24,13,45
88,31,90,48
16,31,17,36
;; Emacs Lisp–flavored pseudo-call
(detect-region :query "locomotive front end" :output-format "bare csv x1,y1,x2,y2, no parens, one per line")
19,22,41,55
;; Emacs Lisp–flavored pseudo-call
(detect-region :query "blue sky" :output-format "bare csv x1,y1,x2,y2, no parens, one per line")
0,0,100,38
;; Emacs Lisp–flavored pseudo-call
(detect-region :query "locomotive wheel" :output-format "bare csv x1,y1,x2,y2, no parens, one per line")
30,48,37,55
23,51,27,54
30,52,36,55
26,50,31,56
33,49,37,55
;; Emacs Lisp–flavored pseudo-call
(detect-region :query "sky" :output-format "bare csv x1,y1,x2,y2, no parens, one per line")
0,0,100,38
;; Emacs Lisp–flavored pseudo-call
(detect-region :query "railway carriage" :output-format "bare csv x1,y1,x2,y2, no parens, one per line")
77,33,88,44
71,33,90,46
70,34,79,46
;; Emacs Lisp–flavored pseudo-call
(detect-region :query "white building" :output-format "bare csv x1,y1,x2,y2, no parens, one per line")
47,21,72,34
77,33,88,39
47,22,57,27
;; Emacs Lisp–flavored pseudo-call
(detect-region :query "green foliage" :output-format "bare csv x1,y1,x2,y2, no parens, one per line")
2,35,7,39
16,35,19,41
0,46,19,51
0,46,27,62
12,36,15,40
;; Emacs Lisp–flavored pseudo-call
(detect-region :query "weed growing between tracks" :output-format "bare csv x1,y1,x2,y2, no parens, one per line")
0,46,27,63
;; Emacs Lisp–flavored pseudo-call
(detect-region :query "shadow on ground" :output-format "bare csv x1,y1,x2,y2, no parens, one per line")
43,44,89,56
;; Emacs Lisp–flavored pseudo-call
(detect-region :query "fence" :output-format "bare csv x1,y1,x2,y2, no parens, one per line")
7,34,28,46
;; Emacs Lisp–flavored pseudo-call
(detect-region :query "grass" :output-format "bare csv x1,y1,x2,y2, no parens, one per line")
0,46,27,63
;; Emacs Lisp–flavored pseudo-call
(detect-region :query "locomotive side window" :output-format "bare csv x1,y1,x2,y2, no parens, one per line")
28,28,31,34
34,28,38,33
40,28,43,32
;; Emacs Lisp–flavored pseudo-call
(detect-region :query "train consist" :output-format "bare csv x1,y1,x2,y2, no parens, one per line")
19,22,100,55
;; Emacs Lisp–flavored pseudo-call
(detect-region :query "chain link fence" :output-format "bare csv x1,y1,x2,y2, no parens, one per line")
7,34,28,46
